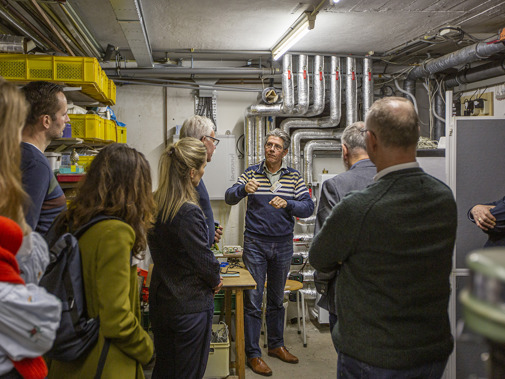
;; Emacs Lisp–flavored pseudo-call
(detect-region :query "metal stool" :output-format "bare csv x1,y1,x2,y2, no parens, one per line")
261,279,307,347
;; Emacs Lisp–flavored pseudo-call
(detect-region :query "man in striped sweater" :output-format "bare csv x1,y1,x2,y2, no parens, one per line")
225,129,314,376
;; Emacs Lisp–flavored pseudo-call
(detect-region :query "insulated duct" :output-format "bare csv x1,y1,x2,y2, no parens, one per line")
256,117,266,162
445,58,505,88
293,54,309,115
403,37,505,97
291,129,341,173
362,57,374,119
246,117,256,167
304,140,342,185
346,57,357,126
282,56,342,166
304,55,325,117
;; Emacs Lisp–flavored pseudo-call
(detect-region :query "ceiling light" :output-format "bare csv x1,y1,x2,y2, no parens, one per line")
330,0,341,3
271,11,316,61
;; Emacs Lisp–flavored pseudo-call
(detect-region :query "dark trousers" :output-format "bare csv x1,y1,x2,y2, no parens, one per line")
151,308,213,379
242,236,293,358
337,352,448,379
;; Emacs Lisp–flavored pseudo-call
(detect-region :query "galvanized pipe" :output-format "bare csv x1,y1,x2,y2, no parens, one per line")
362,57,374,119
346,57,357,125
304,140,342,185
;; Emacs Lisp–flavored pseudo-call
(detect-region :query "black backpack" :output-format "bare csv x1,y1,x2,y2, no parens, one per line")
40,215,120,367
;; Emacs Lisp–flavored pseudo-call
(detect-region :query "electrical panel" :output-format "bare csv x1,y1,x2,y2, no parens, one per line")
460,92,494,116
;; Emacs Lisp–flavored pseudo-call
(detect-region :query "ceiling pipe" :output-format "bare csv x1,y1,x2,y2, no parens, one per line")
304,140,341,186
291,129,340,173
28,0,75,55
403,36,505,98
0,7,48,50
445,58,505,88
281,56,342,164
346,57,357,126
362,57,374,119
106,66,279,78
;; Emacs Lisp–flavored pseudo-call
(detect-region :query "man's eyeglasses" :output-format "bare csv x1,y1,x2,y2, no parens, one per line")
205,135,220,146
265,142,284,152
360,128,376,138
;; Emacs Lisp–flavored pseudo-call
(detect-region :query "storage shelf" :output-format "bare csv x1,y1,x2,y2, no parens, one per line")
0,54,116,105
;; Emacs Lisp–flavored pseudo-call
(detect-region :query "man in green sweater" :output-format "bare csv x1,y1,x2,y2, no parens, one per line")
309,97,457,378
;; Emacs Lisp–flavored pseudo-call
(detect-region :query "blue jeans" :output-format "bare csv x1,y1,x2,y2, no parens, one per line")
242,236,293,358
337,352,448,379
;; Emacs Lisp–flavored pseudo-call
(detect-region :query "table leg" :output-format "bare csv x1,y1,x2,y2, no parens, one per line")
235,289,245,379
225,290,232,329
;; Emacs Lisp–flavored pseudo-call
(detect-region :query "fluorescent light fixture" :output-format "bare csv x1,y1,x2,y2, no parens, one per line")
271,11,316,61
330,0,341,4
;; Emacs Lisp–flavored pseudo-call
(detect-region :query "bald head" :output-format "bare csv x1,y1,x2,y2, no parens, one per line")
365,97,419,148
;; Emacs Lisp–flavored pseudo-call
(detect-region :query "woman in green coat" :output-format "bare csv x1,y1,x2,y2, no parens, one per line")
48,144,155,379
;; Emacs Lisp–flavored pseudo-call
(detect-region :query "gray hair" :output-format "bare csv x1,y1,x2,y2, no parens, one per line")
265,128,290,150
180,115,215,139
341,121,367,154
365,97,419,148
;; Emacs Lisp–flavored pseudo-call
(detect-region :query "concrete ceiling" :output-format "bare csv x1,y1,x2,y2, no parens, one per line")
66,0,505,64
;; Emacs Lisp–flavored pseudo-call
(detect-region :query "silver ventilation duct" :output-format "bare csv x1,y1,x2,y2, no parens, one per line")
281,56,342,167
291,129,340,173
304,55,325,117
346,57,357,126
362,57,374,119
256,117,266,162
293,55,310,115
304,140,342,185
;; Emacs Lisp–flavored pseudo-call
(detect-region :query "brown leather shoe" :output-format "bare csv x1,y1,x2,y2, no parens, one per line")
267,346,299,364
247,357,273,376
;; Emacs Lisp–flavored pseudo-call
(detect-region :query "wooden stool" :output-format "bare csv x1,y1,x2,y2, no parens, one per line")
261,279,307,348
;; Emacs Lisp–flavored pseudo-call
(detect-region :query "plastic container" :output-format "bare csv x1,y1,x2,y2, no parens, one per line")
77,156,95,172
204,324,230,378
44,152,61,171
117,126,127,143
62,123,72,138
69,114,104,140
104,119,117,141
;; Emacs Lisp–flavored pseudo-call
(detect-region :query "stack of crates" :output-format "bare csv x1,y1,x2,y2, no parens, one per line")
0,54,116,105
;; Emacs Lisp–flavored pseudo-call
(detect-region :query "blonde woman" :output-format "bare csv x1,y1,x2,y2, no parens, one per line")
0,79,30,234
149,137,222,379
0,80,61,379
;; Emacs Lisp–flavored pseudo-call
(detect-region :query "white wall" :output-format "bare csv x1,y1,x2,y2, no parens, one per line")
113,84,258,247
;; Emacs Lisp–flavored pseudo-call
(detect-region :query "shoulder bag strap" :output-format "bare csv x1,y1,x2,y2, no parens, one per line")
94,338,111,379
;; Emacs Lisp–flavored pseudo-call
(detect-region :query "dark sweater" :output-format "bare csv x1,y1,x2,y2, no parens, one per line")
225,160,314,242
468,196,505,247
148,202,221,315
21,142,66,235
196,180,215,247
309,168,457,369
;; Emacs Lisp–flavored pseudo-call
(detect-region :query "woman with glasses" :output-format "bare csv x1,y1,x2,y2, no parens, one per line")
149,137,222,379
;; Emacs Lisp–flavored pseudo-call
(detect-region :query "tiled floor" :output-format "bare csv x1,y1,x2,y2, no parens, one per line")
144,318,338,378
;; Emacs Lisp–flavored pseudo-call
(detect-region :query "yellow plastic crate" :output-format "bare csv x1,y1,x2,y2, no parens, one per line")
117,126,127,143
107,79,116,105
104,119,117,142
0,54,114,105
77,155,95,171
69,114,104,140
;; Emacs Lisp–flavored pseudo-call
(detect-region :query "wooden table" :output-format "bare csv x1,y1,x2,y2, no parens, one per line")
222,267,256,379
